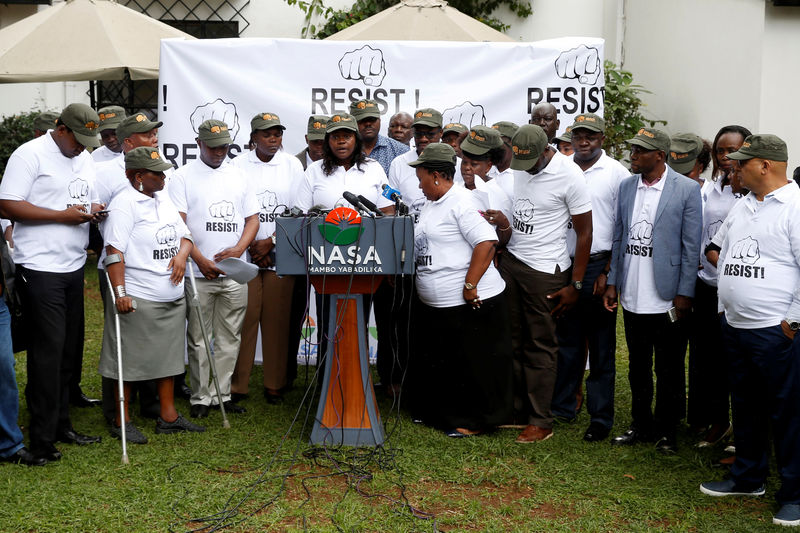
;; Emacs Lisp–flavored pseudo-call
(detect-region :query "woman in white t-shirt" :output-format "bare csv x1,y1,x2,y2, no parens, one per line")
408,143,511,438
100,147,205,443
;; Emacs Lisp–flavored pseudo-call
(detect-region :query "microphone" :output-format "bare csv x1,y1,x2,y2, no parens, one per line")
357,194,384,217
381,184,409,216
342,191,372,216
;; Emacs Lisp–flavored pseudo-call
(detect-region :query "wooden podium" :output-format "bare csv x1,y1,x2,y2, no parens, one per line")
276,208,414,446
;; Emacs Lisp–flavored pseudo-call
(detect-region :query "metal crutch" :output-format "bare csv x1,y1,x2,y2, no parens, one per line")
186,259,230,429
103,268,131,464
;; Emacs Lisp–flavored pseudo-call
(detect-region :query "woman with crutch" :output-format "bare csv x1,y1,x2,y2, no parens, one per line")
100,147,205,443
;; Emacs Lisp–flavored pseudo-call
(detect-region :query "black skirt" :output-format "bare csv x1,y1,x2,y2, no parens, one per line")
409,292,512,430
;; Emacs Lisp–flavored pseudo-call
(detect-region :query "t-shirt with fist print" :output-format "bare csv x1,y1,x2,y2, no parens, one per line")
698,179,743,286
0,132,98,272
717,183,800,328
104,187,189,301
169,158,258,277
621,170,673,314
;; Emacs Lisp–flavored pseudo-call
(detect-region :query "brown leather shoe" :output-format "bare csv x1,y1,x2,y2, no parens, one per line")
515,425,553,443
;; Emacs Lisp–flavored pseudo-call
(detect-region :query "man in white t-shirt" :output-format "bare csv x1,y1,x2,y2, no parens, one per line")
488,121,519,199
552,114,629,442
603,127,702,454
92,106,126,163
498,124,593,444
169,119,259,419
700,135,800,527
0,103,106,462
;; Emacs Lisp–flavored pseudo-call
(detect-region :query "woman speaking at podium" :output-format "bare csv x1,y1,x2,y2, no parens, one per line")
408,143,512,437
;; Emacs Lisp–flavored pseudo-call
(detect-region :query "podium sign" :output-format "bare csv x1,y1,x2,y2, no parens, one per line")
276,210,414,446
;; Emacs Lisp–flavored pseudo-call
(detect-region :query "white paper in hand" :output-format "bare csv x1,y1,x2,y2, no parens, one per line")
216,257,259,284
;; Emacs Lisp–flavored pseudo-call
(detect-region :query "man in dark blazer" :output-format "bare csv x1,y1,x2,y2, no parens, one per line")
602,127,702,453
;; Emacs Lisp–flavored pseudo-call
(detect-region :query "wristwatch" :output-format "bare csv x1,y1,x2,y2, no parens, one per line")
571,280,583,291
786,319,800,331
464,282,476,290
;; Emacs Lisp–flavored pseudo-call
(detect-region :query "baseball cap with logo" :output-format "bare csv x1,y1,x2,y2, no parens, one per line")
443,123,467,136
125,146,173,172
251,112,285,132
197,119,233,147
510,124,548,171
407,143,457,167
725,134,788,162
412,108,443,128
571,113,605,133
116,113,163,142
326,113,358,134
33,111,60,132
306,115,328,140
460,125,504,156
668,133,704,174
97,106,126,131
555,126,573,143
60,103,101,148
626,127,671,153
492,121,520,140
349,99,381,120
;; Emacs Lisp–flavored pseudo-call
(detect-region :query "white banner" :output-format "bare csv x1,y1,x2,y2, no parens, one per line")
158,37,604,167
159,36,604,365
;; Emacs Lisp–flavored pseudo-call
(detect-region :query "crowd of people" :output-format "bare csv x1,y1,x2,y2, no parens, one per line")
0,98,798,527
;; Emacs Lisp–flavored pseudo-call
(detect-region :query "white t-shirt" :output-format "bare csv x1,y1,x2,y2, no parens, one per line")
415,185,505,308
507,150,592,274
387,149,465,221
487,166,514,199
566,151,629,257
231,150,304,242
104,187,189,301
168,158,259,277
717,183,800,328
92,145,123,163
0,133,97,272
296,158,393,212
95,156,128,207
698,178,743,286
620,171,673,314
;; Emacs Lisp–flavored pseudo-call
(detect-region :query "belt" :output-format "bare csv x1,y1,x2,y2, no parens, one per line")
589,251,611,262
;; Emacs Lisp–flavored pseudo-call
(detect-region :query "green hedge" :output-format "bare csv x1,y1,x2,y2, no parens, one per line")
0,111,40,178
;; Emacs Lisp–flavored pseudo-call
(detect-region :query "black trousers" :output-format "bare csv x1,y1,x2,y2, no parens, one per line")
18,265,84,450
622,309,688,438
688,277,729,427
372,275,413,387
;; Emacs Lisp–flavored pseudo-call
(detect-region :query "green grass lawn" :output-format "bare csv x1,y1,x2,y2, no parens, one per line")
0,263,781,532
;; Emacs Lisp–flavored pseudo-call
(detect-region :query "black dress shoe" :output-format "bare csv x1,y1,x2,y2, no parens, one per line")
1,447,47,466
220,400,246,414
263,389,283,405
655,436,678,455
33,443,62,462
70,392,101,408
583,422,611,442
175,383,192,401
190,404,209,418
57,429,101,445
611,428,652,446
231,392,248,403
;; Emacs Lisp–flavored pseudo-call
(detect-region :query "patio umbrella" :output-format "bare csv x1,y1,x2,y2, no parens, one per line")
0,0,194,83
325,0,516,42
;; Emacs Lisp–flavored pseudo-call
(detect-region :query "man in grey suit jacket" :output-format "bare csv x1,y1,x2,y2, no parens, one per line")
294,115,327,170
602,127,702,453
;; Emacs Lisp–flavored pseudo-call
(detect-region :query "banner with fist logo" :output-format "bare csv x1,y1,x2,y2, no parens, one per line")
159,37,604,167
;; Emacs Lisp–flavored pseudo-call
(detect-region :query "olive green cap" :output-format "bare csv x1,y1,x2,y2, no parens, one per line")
668,133,704,174
510,124,548,171
726,134,788,162
407,143,457,167
412,108,443,128
251,112,284,132
571,113,605,133
349,99,381,120
442,122,467,135
33,111,60,132
197,119,232,147
460,125,504,156
555,126,573,143
60,103,101,148
626,127,671,154
97,106,126,131
492,121,519,140
326,113,358,134
306,115,328,140
116,113,163,142
124,146,173,172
